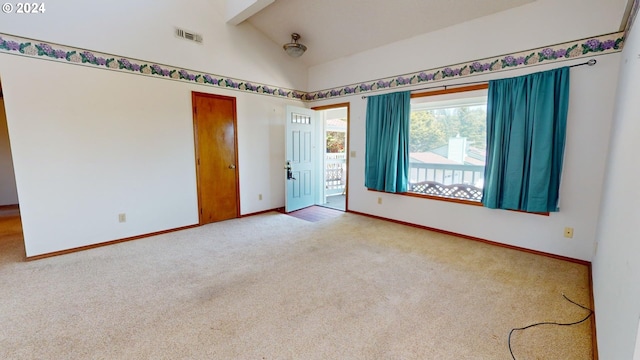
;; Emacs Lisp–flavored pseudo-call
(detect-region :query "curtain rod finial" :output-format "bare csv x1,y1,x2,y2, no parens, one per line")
588,59,597,66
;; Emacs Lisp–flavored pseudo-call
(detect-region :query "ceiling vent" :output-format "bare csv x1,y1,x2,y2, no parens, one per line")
175,28,203,44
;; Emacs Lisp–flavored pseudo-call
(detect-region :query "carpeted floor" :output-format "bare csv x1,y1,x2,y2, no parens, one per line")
0,211,593,359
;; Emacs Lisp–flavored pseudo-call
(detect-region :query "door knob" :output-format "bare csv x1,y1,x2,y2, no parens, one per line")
285,160,295,180
229,164,236,169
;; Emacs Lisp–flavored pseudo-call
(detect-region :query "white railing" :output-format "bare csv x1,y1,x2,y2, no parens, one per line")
409,162,484,187
409,162,484,201
325,153,346,196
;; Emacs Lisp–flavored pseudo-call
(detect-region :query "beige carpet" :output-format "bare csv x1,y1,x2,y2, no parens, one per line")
0,212,592,359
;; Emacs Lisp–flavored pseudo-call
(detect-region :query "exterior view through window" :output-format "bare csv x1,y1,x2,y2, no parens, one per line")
409,87,487,202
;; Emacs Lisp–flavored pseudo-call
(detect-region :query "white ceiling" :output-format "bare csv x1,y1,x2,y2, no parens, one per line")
240,0,537,67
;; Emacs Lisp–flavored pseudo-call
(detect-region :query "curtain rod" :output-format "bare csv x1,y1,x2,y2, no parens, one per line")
361,59,597,99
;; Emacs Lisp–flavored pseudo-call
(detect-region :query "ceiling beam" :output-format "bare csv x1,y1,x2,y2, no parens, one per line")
225,0,275,25
620,0,639,31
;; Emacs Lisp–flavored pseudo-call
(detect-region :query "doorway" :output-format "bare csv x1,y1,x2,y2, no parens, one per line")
314,104,349,212
192,92,240,224
283,103,349,213
0,78,25,261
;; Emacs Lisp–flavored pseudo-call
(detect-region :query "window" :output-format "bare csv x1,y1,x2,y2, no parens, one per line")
408,85,488,203
291,113,311,124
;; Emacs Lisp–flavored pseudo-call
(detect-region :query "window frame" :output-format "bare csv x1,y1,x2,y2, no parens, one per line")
406,84,488,207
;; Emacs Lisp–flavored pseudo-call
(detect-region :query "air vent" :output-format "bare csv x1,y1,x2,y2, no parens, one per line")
175,28,203,44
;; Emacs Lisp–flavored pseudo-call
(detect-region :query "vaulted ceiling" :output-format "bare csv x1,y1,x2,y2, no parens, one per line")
227,0,538,66
225,0,634,69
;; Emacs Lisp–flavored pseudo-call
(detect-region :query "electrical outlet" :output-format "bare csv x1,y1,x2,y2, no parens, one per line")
564,227,573,238
118,213,126,223
259,194,263,200
377,197,382,205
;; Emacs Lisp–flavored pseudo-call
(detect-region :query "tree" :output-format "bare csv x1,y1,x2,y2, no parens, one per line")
457,106,487,149
410,105,487,153
432,108,461,140
326,131,345,153
409,111,447,152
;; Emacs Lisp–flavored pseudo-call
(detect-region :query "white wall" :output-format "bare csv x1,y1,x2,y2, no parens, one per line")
309,0,626,91
0,0,307,256
0,98,18,205
0,53,300,257
236,88,292,215
0,0,627,261
0,0,307,90
313,53,619,262
592,14,640,360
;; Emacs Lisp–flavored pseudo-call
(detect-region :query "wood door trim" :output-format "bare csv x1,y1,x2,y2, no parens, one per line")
191,92,240,224
410,83,488,98
311,102,350,111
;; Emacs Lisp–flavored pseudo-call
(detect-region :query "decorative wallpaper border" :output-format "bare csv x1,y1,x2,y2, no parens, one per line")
0,33,306,100
304,32,625,101
0,31,625,102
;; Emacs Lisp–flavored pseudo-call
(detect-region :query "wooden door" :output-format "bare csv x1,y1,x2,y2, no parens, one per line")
192,92,239,224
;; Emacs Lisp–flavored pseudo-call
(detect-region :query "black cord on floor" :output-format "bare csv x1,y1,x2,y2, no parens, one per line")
508,294,593,360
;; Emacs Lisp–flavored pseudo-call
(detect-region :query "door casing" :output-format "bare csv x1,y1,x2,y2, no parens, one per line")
312,103,350,212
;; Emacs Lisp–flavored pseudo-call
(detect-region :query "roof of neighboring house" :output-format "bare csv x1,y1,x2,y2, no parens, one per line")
411,151,486,166
464,156,485,165
429,144,448,158
326,118,347,130
468,146,486,158
410,152,460,165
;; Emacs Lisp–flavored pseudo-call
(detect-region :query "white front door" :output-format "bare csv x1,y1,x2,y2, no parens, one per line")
285,106,316,212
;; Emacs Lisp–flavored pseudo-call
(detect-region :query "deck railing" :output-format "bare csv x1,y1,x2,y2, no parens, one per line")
325,153,346,196
323,159,484,201
409,162,484,201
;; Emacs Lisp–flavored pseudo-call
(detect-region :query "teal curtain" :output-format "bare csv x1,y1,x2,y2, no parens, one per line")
482,67,570,212
365,91,410,193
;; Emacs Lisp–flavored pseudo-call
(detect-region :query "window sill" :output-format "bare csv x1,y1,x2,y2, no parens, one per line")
367,188,549,216
405,192,550,216
402,191,483,207
367,188,482,207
